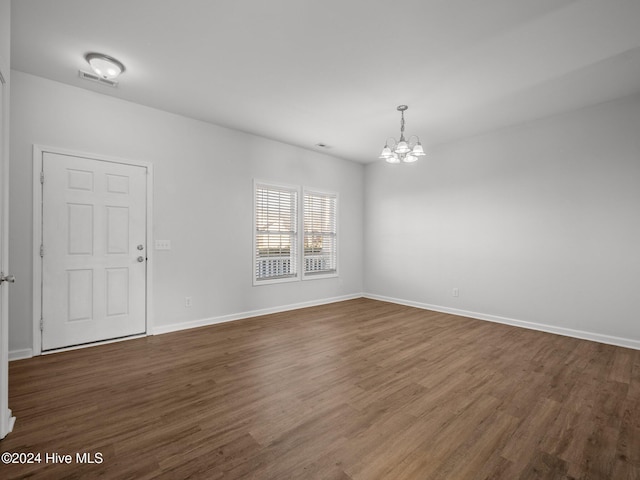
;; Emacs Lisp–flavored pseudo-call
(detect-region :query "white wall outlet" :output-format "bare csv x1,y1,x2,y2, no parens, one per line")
185,296,192,308
155,239,171,250
452,288,459,297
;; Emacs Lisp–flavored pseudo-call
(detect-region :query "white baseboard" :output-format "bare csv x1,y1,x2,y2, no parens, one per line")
364,293,640,351
9,348,33,361
153,293,363,335
15,293,637,355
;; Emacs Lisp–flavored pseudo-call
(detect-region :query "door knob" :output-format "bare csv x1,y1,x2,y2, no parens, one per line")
137,256,145,263
137,244,144,250
0,272,15,284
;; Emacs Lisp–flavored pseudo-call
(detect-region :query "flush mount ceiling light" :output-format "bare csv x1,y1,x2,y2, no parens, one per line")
85,52,125,80
379,105,426,164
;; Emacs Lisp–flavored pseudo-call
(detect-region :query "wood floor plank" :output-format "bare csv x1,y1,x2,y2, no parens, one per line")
1,298,639,479
501,397,563,465
517,450,572,480
426,409,520,480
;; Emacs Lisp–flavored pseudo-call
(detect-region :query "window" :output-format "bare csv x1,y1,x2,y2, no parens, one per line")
303,190,338,278
254,181,338,284
254,183,298,283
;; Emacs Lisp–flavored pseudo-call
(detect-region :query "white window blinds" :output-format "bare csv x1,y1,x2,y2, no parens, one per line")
303,191,337,276
255,184,298,281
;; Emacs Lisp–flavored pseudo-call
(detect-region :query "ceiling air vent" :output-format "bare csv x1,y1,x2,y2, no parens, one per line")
78,70,119,88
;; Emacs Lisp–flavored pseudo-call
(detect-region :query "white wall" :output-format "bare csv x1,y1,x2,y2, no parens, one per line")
9,71,364,354
0,1,7,65
364,94,640,348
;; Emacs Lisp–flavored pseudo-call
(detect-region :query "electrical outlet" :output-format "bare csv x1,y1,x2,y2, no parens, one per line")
155,239,171,250
185,296,192,308
452,288,459,297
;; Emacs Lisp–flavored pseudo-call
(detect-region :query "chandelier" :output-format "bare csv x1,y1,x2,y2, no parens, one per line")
379,105,425,163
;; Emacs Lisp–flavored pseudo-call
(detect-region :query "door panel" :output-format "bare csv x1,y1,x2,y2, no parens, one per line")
42,152,147,350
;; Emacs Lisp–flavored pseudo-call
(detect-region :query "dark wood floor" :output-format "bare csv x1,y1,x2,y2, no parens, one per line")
1,298,638,479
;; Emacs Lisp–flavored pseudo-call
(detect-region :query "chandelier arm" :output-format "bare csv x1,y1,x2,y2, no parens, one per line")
385,137,399,147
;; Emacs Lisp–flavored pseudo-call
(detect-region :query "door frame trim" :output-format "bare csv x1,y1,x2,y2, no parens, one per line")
0,54,16,439
32,145,154,355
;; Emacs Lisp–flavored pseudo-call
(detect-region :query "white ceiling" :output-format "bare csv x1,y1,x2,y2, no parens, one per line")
10,0,640,163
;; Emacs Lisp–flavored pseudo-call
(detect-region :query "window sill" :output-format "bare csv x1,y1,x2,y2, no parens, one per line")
253,276,299,286
302,272,338,281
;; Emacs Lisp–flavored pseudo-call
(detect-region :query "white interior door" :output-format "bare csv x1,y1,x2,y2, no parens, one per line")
41,152,147,351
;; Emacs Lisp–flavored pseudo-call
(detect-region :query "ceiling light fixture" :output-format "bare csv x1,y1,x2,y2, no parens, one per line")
85,52,125,80
379,105,426,164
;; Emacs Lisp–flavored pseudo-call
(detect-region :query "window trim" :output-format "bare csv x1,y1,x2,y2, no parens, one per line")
302,187,339,281
253,180,301,286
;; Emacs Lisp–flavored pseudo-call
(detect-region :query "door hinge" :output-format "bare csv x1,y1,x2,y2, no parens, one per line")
40,317,43,332
40,244,44,257
40,171,44,184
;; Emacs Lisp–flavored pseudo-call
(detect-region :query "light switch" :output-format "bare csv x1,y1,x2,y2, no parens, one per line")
155,239,171,250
